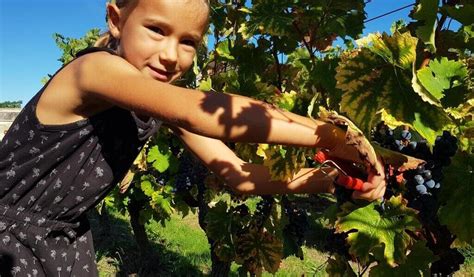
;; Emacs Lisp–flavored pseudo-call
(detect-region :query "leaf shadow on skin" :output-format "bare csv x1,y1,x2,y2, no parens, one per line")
199,92,280,143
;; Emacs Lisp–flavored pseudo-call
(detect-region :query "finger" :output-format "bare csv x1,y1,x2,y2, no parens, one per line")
353,183,386,201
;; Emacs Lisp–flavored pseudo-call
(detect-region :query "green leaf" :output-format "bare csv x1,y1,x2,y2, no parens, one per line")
275,90,297,111
336,32,452,144
416,57,468,104
199,76,213,92
410,0,439,52
235,226,283,274
147,145,170,173
438,152,474,245
336,196,421,266
151,193,173,221
242,2,294,37
139,175,156,197
369,241,437,277
216,39,235,61
206,201,236,261
441,3,474,26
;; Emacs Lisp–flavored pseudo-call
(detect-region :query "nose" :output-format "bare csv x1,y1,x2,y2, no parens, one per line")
159,39,178,68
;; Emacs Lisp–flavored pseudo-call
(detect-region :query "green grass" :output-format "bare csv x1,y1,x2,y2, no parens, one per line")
90,207,473,276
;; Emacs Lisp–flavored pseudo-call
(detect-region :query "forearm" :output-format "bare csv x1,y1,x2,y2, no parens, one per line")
190,92,345,149
224,163,338,195
174,126,338,195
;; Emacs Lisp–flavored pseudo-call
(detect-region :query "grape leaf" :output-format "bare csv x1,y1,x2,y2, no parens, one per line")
147,145,170,173
336,32,452,145
372,144,425,172
235,226,283,274
199,76,213,92
438,152,474,245
441,2,474,26
318,107,380,175
206,201,236,261
241,1,294,37
410,0,439,52
150,193,173,223
369,241,437,277
274,90,298,111
336,195,421,266
416,57,468,105
261,145,308,181
326,254,357,277
216,39,235,61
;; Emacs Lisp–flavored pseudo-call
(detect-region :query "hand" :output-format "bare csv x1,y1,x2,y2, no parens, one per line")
351,155,386,201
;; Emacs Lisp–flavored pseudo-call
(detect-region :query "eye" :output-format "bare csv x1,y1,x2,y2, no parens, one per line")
182,39,197,48
147,26,164,35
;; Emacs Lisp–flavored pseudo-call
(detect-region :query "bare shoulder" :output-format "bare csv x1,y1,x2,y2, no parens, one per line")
36,51,127,125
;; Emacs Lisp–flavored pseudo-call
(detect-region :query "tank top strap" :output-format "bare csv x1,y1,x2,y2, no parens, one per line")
75,47,117,58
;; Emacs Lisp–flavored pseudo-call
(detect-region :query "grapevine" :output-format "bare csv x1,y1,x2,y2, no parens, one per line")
49,0,473,275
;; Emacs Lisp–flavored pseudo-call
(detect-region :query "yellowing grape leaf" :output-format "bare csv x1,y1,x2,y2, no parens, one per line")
261,145,308,181
438,152,474,245
369,241,437,277
410,0,439,52
119,146,148,193
336,195,421,266
235,143,263,164
373,144,425,172
274,90,298,111
318,107,380,175
336,32,452,145
235,226,283,274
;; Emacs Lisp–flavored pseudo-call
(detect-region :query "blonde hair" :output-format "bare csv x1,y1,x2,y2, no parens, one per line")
94,0,210,50
94,0,132,50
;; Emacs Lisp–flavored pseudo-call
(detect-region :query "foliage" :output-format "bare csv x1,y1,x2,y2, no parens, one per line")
52,0,473,275
0,101,22,108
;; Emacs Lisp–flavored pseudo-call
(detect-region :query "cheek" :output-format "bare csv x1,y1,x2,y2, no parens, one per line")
179,51,196,72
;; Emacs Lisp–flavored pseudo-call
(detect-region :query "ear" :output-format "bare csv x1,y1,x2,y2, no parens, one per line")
106,3,122,40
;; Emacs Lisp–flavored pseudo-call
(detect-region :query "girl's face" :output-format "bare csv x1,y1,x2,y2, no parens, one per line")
109,0,209,83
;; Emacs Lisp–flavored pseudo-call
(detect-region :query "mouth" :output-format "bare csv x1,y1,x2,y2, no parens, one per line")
148,65,175,82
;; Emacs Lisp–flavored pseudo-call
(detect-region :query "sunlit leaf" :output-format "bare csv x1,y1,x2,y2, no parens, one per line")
336,196,421,266
147,145,170,173
416,57,468,105
336,32,452,144
369,241,437,276
410,0,439,52
261,145,308,181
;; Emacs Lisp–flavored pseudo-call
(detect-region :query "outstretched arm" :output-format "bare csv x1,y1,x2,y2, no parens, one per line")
172,126,337,195
76,52,355,155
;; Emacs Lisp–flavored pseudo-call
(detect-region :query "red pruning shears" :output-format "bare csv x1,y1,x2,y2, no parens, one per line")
314,150,365,191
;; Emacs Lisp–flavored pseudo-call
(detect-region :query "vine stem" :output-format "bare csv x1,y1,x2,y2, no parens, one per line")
271,38,283,92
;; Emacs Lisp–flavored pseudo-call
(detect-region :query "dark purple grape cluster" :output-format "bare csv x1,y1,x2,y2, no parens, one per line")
282,197,309,251
323,231,350,259
253,196,274,229
373,123,464,275
174,152,209,207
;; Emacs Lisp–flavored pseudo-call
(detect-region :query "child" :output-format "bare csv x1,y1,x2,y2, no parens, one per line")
0,0,385,275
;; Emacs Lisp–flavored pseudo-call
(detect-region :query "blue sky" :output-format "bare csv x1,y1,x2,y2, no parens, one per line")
0,0,416,105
